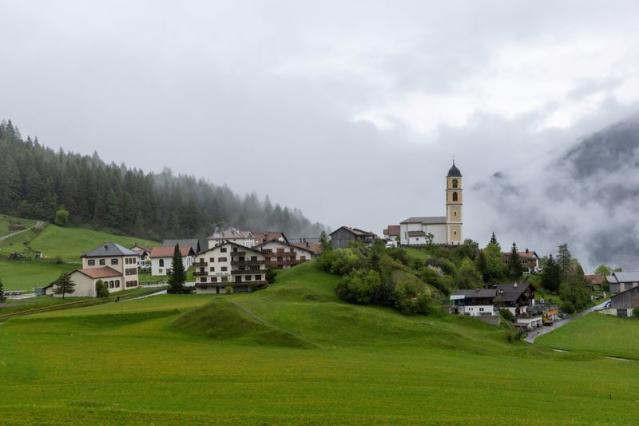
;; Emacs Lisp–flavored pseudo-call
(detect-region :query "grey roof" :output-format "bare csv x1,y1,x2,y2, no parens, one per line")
208,228,254,240
448,162,462,177
163,239,201,253
82,242,137,258
329,226,376,237
609,272,639,283
400,216,447,225
451,288,496,299
494,283,530,303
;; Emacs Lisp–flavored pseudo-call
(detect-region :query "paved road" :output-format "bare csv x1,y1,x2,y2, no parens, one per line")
525,299,610,343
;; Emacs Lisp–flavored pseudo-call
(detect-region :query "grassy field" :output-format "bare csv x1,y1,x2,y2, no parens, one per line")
537,313,639,359
1,262,638,425
0,258,76,291
0,224,158,261
0,214,36,237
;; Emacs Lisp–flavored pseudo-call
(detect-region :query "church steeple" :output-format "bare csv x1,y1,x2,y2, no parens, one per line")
446,161,463,244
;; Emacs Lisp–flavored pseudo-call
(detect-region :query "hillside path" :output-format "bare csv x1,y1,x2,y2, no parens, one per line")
0,221,45,242
525,299,610,343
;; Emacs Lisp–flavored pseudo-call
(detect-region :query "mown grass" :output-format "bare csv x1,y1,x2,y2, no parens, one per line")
0,258,76,291
537,313,639,359
1,262,638,425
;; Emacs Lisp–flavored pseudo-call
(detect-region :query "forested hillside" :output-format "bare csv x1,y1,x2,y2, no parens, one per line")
0,121,324,240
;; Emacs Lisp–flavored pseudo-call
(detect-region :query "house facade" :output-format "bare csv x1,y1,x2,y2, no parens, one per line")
502,249,540,273
257,239,316,269
207,228,255,249
150,245,195,276
449,283,536,319
399,163,463,246
43,242,139,297
329,226,377,249
193,242,267,294
602,286,639,317
449,288,496,317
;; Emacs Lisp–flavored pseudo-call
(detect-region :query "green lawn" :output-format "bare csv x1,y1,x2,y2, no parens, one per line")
0,223,158,261
0,214,36,237
0,259,76,291
1,262,638,425
537,313,639,359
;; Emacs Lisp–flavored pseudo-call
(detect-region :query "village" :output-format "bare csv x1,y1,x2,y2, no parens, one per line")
32,162,639,335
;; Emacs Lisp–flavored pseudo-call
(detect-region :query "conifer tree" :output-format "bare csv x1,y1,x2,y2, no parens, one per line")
53,273,75,299
557,244,572,281
508,242,524,280
541,255,561,293
167,244,187,294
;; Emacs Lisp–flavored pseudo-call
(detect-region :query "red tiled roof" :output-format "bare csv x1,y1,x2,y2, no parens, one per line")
253,231,288,245
150,245,194,258
77,266,122,279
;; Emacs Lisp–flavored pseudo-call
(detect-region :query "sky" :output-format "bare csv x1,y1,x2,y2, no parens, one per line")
2,0,639,263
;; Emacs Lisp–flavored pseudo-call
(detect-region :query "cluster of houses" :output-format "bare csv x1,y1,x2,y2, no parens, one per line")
43,227,320,298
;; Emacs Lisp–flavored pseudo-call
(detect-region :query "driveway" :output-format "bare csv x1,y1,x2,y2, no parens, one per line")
0,221,45,242
525,299,610,343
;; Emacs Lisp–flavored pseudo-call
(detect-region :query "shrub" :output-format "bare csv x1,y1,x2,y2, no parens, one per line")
419,267,451,296
633,308,639,319
319,248,361,275
265,268,277,284
499,308,515,322
561,301,575,314
392,271,432,315
54,207,70,226
95,280,109,298
456,258,482,289
386,248,411,266
425,257,457,276
336,269,381,305
225,286,234,294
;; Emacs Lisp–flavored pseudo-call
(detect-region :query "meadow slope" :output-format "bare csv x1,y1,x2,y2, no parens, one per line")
1,262,638,425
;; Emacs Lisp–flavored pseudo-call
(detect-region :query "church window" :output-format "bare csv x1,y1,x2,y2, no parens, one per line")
452,192,458,202
452,179,458,188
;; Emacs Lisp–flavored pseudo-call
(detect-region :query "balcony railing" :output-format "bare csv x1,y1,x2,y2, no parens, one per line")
193,270,208,276
192,261,208,267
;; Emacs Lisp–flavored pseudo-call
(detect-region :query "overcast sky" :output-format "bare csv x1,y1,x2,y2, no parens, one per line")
2,0,639,251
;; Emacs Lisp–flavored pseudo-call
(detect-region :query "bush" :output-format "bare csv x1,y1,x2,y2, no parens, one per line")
456,258,482,289
633,308,639,319
336,269,381,304
499,308,515,322
561,301,575,314
54,207,70,226
392,271,433,315
318,248,361,275
419,267,452,296
265,268,277,284
425,257,457,277
386,248,411,266
95,280,109,298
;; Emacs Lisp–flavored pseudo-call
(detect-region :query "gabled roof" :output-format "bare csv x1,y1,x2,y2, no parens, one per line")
256,239,316,256
400,216,447,225
609,271,639,283
494,283,531,303
82,242,138,258
253,231,288,245
197,240,264,257
76,266,123,279
208,228,254,240
329,226,376,238
162,239,200,253
290,241,321,255
450,288,496,299
150,245,196,258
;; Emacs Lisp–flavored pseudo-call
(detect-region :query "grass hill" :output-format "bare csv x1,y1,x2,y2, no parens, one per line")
0,215,158,291
2,262,639,424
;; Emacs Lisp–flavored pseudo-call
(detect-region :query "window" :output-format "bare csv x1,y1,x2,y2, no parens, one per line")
255,275,262,281
239,256,245,262
88,259,95,266
452,192,458,202
454,211,457,217
115,280,120,287
109,281,114,288
210,267,215,272
221,276,228,282
111,258,118,265
218,257,227,262
221,266,227,272
126,280,137,288
99,259,106,266
125,268,137,276
452,179,458,188
251,256,257,261
159,259,165,267
159,268,164,274
233,247,238,252
221,247,227,253
200,277,207,283
209,258,215,263
245,275,251,281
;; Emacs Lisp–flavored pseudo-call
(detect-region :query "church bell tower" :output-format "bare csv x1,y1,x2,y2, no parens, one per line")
446,161,463,244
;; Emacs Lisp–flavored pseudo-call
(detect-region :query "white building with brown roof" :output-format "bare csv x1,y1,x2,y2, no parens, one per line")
150,245,196,276
256,239,316,269
43,242,140,297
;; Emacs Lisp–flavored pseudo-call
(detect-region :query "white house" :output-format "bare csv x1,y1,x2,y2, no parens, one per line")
399,162,463,246
43,242,139,297
256,239,316,269
193,241,267,294
449,288,496,317
207,227,255,249
150,245,195,276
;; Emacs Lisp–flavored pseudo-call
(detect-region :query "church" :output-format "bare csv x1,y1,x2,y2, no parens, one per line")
399,162,463,246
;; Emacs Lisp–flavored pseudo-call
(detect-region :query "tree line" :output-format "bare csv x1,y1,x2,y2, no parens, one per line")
0,120,324,240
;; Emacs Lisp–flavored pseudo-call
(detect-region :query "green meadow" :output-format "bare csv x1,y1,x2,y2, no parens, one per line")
0,214,35,237
1,262,638,425
537,313,639,359
0,258,76,291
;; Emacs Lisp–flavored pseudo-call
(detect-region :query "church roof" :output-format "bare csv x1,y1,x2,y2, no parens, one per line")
400,216,447,225
447,162,462,177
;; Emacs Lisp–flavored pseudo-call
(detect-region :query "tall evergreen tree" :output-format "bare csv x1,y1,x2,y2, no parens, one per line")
167,244,187,294
557,244,572,281
507,242,524,280
541,254,561,293
489,232,498,245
